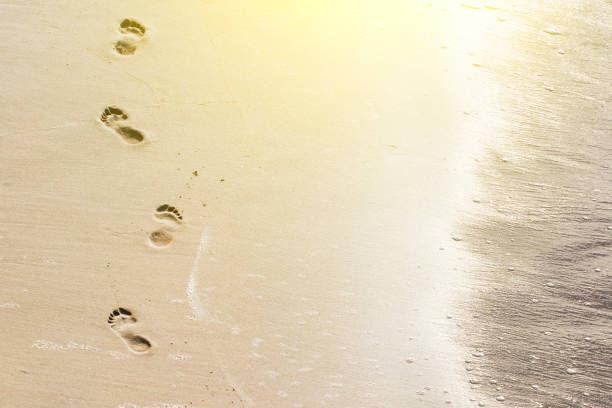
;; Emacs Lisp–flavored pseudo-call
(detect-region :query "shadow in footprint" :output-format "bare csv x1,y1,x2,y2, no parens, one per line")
101,106,128,125
114,39,138,55
154,204,183,225
100,106,146,145
107,307,152,354
148,229,173,248
116,126,145,144
120,19,146,37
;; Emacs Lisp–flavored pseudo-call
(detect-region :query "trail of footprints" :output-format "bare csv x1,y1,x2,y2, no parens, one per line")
101,20,148,145
102,17,177,355
107,204,183,353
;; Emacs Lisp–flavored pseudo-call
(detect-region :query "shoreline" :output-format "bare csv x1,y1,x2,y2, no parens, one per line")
2,0,609,407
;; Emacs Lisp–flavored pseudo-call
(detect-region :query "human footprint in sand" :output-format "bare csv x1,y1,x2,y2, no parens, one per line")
107,307,152,354
100,106,146,145
114,18,147,55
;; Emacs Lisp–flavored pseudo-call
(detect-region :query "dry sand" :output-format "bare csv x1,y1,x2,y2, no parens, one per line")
1,0,608,407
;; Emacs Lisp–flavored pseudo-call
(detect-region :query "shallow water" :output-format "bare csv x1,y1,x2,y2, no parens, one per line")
452,0,612,406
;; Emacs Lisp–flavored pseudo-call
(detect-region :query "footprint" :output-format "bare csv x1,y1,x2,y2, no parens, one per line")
107,307,152,354
119,19,146,37
148,205,182,248
154,204,183,225
116,126,145,144
148,229,173,248
100,106,146,145
114,18,146,55
114,38,139,55
100,106,128,125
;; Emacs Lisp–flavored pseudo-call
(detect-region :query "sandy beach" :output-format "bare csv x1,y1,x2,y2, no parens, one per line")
1,0,610,407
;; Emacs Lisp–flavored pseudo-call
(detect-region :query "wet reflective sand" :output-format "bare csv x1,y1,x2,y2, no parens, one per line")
454,1,612,406
0,0,610,407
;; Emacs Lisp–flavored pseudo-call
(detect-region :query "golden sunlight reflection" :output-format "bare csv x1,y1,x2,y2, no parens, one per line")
3,0,609,406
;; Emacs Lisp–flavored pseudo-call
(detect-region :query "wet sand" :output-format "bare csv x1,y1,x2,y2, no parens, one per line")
0,0,610,407
453,1,612,407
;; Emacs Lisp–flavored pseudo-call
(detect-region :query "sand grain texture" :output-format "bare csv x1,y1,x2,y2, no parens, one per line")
2,0,609,407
